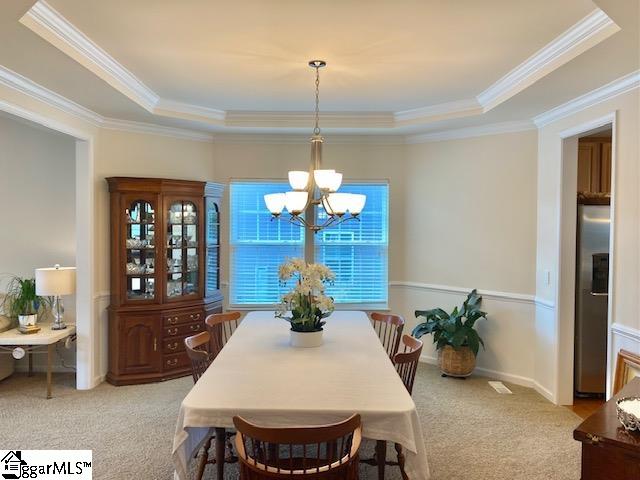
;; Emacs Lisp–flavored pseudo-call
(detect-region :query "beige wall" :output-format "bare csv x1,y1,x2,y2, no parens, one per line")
93,129,215,294
0,113,76,370
212,140,407,288
213,133,540,385
535,88,640,403
404,131,538,294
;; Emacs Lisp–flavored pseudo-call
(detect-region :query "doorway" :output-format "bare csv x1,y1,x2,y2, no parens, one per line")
556,113,616,408
572,128,612,417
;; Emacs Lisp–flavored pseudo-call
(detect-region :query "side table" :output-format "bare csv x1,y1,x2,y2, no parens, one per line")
0,324,76,399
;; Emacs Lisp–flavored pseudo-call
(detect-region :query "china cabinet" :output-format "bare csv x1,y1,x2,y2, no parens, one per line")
106,177,223,385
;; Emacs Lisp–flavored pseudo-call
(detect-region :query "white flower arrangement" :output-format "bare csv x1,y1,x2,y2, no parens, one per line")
276,258,335,332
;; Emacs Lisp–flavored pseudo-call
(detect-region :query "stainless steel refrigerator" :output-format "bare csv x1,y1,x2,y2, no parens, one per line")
575,204,610,396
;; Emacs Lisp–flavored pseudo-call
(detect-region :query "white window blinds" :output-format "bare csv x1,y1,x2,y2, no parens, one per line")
230,182,304,305
315,183,389,305
230,181,388,307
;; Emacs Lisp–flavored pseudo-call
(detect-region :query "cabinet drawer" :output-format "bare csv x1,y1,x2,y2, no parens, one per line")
163,352,190,370
163,336,187,354
164,321,204,337
163,309,203,327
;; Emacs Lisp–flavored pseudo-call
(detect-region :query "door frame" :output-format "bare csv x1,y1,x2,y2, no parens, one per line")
0,99,97,390
556,112,617,405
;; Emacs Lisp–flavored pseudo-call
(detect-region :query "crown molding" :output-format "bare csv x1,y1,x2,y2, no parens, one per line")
101,118,213,142
212,133,404,145
533,70,640,127
155,99,226,124
20,0,159,111
0,64,102,126
225,111,395,129
0,63,215,141
394,98,482,125
477,9,619,111
405,120,535,144
19,1,618,131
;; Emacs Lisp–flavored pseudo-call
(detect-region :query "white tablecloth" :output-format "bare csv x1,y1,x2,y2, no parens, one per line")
172,310,430,480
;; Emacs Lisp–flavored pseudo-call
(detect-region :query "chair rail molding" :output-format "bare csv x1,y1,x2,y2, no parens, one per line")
611,323,640,344
389,281,535,305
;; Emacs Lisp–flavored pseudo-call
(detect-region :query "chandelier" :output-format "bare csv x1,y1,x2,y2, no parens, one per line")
264,60,366,233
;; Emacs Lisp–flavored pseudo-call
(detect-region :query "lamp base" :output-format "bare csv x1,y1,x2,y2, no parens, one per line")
51,296,67,330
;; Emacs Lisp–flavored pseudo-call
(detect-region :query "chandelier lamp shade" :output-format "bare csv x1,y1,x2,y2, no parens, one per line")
263,60,366,233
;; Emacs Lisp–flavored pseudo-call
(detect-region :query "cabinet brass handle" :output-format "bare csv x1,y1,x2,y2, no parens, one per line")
168,317,178,325
167,342,178,351
166,358,178,367
190,324,201,331
190,313,201,320
168,327,178,335
153,337,157,351
586,433,601,445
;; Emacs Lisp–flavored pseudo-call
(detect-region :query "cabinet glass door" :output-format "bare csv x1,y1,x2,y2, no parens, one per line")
125,200,156,300
167,200,199,298
205,198,220,297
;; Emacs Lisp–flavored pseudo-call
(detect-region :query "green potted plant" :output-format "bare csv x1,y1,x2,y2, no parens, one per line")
276,258,335,347
412,289,487,377
0,276,49,330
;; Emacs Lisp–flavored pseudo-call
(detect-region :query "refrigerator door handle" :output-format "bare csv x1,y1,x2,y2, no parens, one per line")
589,292,609,296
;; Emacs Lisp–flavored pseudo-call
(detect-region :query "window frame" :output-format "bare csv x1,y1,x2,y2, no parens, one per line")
228,178,389,310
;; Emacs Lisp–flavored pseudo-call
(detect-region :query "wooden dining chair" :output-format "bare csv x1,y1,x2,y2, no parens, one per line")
184,332,237,479
394,335,424,395
205,311,242,359
613,349,640,394
233,414,362,480
370,312,405,359
366,335,423,480
184,331,211,383
392,335,423,480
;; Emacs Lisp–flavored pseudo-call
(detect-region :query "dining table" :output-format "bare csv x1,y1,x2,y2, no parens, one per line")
172,310,430,480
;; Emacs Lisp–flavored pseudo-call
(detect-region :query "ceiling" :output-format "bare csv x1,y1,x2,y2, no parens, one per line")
0,0,637,136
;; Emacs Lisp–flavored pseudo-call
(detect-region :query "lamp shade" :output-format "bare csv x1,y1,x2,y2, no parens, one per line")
35,266,76,296
264,193,286,214
347,193,367,214
288,171,310,190
326,193,350,215
313,169,336,190
284,191,308,213
326,172,343,192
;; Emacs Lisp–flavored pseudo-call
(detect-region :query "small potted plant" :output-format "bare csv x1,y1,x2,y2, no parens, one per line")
276,258,335,347
0,275,50,331
412,289,487,377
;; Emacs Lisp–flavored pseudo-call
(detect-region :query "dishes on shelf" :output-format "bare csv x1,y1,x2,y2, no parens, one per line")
126,263,149,275
167,235,182,247
126,238,154,249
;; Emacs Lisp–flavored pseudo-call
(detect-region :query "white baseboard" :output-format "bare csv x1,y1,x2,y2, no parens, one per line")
92,374,105,388
532,381,556,403
419,354,535,389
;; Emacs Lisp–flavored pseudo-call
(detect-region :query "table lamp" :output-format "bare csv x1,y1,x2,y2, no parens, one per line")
35,265,76,330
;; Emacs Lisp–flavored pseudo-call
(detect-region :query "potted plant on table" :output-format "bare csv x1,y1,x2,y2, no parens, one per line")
412,289,487,378
276,258,335,348
0,275,50,332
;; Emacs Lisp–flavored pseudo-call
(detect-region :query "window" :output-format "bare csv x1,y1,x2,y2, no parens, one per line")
230,181,389,307
230,182,304,305
315,183,389,306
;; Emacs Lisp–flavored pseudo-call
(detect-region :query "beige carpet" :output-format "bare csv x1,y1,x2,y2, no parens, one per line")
0,364,581,479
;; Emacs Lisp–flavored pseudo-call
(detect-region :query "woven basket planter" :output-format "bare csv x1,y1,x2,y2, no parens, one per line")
438,345,476,377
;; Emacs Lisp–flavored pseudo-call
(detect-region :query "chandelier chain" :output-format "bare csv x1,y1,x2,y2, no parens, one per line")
313,65,321,135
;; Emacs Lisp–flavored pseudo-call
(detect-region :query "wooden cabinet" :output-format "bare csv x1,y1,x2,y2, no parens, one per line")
574,378,640,479
578,138,612,195
106,177,224,385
